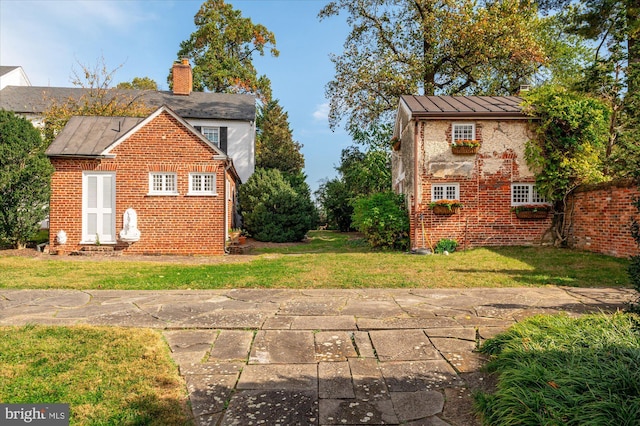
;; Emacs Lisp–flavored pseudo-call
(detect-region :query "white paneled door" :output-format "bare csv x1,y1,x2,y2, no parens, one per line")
82,172,115,244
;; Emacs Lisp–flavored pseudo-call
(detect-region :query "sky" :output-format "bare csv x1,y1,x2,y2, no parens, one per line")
0,0,353,193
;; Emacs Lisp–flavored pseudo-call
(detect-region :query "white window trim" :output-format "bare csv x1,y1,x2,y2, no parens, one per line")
187,173,218,196
148,172,179,196
452,123,476,142
431,183,460,201
202,127,220,147
511,183,548,205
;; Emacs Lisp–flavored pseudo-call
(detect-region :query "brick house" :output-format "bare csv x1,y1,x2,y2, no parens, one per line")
46,105,240,255
392,95,551,251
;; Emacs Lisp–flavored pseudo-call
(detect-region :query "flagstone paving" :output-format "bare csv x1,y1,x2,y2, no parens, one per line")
0,287,634,425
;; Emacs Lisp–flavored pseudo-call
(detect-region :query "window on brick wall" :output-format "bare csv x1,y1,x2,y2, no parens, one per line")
149,173,178,195
432,183,460,201
452,123,475,142
188,173,217,196
511,183,547,205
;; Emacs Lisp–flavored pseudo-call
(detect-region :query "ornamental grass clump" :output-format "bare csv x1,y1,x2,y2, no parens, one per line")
475,313,640,426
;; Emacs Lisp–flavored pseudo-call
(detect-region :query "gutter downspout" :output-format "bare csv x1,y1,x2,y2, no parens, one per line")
224,159,233,254
413,120,420,251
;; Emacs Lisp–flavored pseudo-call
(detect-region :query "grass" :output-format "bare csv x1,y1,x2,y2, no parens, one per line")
0,231,631,289
0,325,192,425
475,313,640,425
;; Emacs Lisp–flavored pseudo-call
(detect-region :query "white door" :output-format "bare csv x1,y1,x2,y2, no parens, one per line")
82,172,115,243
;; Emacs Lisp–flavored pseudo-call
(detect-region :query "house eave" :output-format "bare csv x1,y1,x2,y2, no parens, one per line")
46,154,116,159
410,112,527,120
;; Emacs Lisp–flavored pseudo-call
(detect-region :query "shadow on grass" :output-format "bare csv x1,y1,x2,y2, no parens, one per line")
250,230,373,255
448,245,631,288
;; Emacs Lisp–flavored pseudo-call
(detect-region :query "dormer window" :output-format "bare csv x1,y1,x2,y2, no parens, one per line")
201,127,220,147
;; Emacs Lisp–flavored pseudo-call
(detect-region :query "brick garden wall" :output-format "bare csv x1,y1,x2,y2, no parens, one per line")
49,111,227,255
565,181,639,258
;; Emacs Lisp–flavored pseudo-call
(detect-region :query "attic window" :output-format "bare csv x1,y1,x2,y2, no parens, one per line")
452,123,475,142
201,127,220,147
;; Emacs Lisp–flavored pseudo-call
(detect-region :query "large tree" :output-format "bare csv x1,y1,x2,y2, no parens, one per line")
174,0,279,101
255,99,305,176
0,110,53,249
319,0,549,130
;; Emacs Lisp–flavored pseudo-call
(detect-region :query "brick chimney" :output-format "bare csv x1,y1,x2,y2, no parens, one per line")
172,58,192,96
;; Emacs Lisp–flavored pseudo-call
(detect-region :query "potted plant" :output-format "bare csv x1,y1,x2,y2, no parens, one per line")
511,204,550,219
451,139,480,155
429,199,463,215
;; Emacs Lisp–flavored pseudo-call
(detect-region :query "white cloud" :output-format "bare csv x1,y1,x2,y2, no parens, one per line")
312,102,330,122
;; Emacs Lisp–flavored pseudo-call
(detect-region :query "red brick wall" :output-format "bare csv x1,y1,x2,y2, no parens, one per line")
565,182,639,257
411,119,552,250
49,111,227,255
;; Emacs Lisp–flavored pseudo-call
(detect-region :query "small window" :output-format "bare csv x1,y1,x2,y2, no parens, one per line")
149,173,178,195
452,123,475,142
189,173,217,196
511,183,547,205
201,127,220,147
432,183,460,201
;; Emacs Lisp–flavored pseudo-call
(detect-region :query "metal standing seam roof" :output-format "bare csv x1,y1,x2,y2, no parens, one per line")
0,86,256,121
45,116,144,157
401,95,525,119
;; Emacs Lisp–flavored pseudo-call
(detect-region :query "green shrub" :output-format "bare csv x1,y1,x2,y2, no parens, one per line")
238,168,317,242
434,238,458,254
351,191,409,250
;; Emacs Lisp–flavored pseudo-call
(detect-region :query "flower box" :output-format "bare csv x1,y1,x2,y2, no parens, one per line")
451,140,480,155
512,205,550,219
432,205,460,215
429,200,463,216
451,145,479,155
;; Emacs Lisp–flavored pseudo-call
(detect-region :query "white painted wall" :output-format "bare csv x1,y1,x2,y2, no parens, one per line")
0,67,31,90
187,118,255,184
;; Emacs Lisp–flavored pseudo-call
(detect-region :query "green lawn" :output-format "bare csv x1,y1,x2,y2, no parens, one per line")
476,313,640,425
0,231,631,289
0,325,192,425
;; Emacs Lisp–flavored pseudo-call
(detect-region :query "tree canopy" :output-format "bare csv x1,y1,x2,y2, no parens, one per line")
42,59,151,144
174,0,279,101
116,77,158,90
0,110,53,249
255,99,305,176
319,0,551,130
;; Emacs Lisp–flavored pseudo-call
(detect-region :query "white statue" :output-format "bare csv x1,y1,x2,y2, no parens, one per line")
119,208,141,242
56,230,67,245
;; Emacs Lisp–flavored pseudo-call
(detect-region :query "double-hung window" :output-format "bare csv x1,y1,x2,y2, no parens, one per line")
511,183,547,205
149,172,178,195
201,127,220,148
432,183,460,201
188,173,217,196
452,123,475,143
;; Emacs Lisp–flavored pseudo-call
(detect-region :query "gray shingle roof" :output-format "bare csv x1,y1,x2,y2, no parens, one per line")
401,95,524,119
46,116,144,157
0,86,256,121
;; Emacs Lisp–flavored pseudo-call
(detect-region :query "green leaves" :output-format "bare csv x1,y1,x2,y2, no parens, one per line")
0,110,53,249
176,0,278,101
522,86,610,202
352,191,409,250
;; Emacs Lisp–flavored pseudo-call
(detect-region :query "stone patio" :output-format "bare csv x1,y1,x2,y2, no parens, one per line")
0,287,634,425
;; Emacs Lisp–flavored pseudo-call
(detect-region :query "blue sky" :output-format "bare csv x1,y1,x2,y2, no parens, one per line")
0,0,352,192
